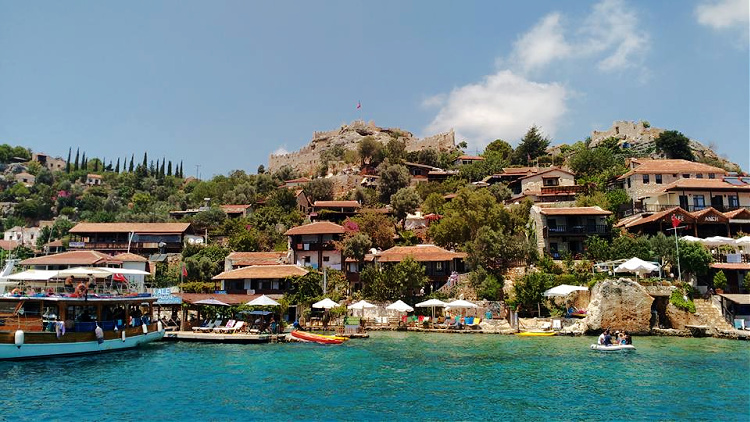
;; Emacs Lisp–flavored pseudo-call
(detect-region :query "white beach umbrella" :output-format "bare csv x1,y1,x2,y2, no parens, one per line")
246,294,280,307
415,298,448,319
736,236,750,245
194,298,230,306
312,298,339,309
445,299,479,309
543,284,589,297
614,257,659,279
680,235,702,242
700,236,735,246
385,300,413,313
348,300,376,317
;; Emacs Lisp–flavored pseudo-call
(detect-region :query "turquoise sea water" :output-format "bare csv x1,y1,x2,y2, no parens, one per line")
1,332,748,421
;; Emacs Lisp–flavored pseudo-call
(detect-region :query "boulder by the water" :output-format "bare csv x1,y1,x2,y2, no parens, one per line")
664,303,702,330
584,278,653,335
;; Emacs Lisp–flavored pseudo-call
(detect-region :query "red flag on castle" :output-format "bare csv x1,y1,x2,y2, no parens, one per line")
356,101,361,109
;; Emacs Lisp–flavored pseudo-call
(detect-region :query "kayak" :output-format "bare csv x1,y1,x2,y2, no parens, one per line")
290,330,344,344
590,344,636,351
516,331,556,336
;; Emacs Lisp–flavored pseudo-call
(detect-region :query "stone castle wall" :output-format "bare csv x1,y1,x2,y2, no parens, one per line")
269,121,455,175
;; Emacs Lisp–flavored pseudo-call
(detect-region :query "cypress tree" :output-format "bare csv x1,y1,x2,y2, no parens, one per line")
115,158,120,173
129,154,134,172
167,161,172,176
179,161,183,178
66,147,71,173
160,158,166,177
74,148,80,171
93,158,99,172
142,152,148,168
81,153,87,170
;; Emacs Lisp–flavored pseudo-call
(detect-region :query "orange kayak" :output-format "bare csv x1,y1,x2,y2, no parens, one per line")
290,330,344,344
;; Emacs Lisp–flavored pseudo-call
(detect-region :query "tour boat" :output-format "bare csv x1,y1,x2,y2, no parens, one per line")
516,331,556,337
0,294,165,360
290,330,344,344
590,344,636,351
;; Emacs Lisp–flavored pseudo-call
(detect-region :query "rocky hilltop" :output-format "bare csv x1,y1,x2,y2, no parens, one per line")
589,121,741,171
268,120,455,175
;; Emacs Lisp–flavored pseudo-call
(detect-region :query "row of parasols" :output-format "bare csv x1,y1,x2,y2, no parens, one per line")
312,298,481,319
681,235,750,247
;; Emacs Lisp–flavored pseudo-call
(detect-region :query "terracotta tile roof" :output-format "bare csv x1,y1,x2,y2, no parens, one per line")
220,204,252,213
20,250,115,266
660,178,750,192
213,264,308,280
616,207,694,228
457,155,484,161
0,240,19,251
711,263,750,271
177,293,276,306
503,167,535,174
313,201,362,208
86,174,102,179
227,251,288,266
689,207,728,222
344,253,376,263
113,252,148,262
538,206,612,216
725,208,750,219
44,239,64,247
376,244,467,263
284,221,345,236
618,159,727,180
69,222,191,234
518,167,575,181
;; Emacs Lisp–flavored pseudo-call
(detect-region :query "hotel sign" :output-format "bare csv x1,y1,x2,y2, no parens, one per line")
69,241,85,248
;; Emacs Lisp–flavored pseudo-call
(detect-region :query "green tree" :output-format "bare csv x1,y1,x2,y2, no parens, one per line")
655,130,694,161
512,125,550,165
304,178,334,203
341,233,372,263
512,271,555,315
390,187,421,225
384,138,406,163
712,271,727,290
190,208,228,234
416,148,439,167
422,192,445,215
377,161,410,203
468,266,504,300
584,235,611,262
362,257,428,302
679,240,711,281
358,136,382,166
66,147,71,173
484,139,513,161
465,226,530,278
350,210,396,250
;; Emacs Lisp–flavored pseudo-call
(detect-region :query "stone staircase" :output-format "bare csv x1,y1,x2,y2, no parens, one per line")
694,297,734,331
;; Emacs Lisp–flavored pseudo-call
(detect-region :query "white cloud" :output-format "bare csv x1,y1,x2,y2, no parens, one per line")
695,0,749,30
508,0,649,73
272,146,289,156
511,13,572,73
423,70,568,151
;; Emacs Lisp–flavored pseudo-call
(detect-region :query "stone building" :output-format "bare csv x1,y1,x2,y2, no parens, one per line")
32,152,67,172
284,221,345,271
530,205,612,258
614,159,727,202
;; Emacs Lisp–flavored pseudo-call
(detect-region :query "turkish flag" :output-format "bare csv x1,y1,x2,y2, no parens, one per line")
112,273,127,283
671,214,680,229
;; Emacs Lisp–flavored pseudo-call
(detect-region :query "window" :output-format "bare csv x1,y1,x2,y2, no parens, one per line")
682,174,690,178
642,174,650,184
627,177,631,188
436,262,444,271
303,256,311,263
696,174,703,179
655,174,662,184
708,173,716,179
323,256,330,262
693,195,705,210
543,177,559,186
728,196,739,207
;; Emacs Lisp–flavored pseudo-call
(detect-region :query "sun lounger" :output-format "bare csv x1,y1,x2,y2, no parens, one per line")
213,319,236,332
193,319,221,332
217,320,245,333
734,319,746,330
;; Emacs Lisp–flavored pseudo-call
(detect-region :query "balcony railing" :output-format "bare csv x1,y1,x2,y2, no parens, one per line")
292,242,337,251
540,185,586,195
543,225,610,237
641,204,750,213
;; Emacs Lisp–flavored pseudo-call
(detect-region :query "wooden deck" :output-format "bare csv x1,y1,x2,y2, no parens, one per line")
162,331,284,344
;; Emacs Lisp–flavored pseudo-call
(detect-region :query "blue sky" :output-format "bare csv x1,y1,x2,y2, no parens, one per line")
0,0,747,177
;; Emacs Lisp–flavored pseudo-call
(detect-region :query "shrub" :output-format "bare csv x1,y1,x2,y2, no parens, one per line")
713,271,728,290
670,289,696,313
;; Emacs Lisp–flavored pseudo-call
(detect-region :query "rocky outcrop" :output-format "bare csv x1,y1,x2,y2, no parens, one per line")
664,303,702,330
584,278,653,334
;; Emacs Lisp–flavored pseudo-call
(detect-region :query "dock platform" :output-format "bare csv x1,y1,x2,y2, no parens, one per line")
162,331,285,344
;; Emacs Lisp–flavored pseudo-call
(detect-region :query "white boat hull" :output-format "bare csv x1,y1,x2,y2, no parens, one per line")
590,344,635,351
0,329,165,360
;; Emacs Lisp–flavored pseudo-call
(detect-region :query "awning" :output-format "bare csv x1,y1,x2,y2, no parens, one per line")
719,294,750,305
544,284,589,297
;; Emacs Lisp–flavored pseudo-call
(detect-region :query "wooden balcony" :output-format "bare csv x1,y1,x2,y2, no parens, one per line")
543,225,610,238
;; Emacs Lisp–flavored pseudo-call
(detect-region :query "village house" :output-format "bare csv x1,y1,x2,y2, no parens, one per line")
220,204,253,218
506,167,582,204
283,177,311,189
224,251,290,271
615,206,750,238
638,176,750,213
346,244,466,293
530,206,612,258
20,250,121,270
614,158,728,203
3,226,41,248
85,173,103,186
67,222,200,255
454,155,484,166
310,200,361,222
14,172,35,187
212,264,308,295
284,221,345,271
31,152,67,172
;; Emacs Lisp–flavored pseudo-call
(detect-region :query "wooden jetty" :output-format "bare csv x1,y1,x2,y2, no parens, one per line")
162,331,285,344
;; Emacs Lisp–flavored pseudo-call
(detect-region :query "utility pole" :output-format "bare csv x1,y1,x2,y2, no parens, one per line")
195,164,201,180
